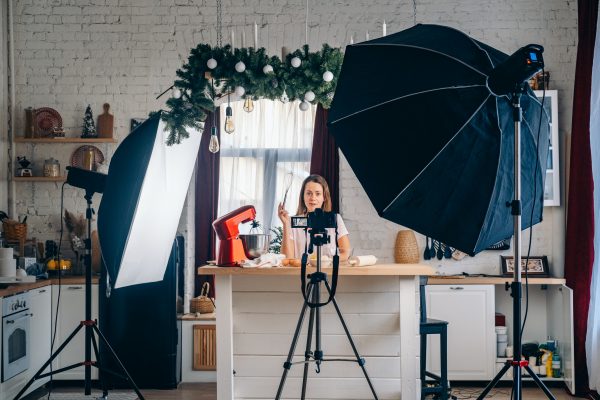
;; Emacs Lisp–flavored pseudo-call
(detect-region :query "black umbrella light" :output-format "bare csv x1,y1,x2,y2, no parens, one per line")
329,24,550,256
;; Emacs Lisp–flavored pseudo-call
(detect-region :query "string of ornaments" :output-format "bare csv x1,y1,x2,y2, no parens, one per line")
156,43,343,147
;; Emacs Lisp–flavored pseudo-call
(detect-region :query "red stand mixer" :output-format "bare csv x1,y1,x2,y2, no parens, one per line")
212,205,256,266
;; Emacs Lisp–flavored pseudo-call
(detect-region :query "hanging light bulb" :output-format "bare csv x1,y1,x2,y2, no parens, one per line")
208,126,220,153
224,105,235,134
243,97,254,113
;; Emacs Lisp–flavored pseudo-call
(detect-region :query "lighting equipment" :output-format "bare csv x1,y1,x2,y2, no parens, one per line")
243,97,254,112
97,114,201,289
224,96,235,133
212,205,256,266
329,24,553,400
14,166,145,400
276,209,378,399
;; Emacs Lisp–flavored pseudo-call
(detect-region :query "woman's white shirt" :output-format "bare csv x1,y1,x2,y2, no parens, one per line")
289,214,348,259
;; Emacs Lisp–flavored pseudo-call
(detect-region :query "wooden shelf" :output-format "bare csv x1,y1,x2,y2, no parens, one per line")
14,137,116,144
13,176,66,182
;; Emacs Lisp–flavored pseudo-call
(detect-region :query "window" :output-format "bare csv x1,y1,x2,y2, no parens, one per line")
218,99,316,232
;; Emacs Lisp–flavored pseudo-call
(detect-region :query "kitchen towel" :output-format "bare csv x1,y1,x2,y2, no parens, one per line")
0,257,16,277
348,255,377,267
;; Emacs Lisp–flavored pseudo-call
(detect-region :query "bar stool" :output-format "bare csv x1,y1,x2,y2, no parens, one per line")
420,276,449,400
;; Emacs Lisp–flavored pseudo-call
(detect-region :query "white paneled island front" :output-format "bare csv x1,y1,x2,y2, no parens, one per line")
198,264,434,400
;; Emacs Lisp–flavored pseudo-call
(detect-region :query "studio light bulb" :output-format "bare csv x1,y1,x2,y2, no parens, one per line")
243,97,254,113
224,106,235,134
208,126,220,153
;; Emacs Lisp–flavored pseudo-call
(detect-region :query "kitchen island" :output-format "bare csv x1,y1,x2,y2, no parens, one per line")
198,264,434,400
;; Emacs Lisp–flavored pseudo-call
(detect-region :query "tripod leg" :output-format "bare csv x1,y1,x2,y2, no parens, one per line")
92,324,146,400
301,284,317,400
324,280,378,400
12,323,85,400
476,362,510,400
90,328,109,399
276,284,314,400
523,365,557,400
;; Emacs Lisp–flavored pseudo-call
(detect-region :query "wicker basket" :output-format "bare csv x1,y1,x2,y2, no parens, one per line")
2,220,27,242
191,282,215,314
394,230,420,263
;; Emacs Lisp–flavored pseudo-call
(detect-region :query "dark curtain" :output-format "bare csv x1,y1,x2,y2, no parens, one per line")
310,104,340,213
195,109,220,298
565,0,598,396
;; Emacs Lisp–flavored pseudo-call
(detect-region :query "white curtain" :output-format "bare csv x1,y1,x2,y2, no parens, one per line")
218,99,316,234
586,14,600,392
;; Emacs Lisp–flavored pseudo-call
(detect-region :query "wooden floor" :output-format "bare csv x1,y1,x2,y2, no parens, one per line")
23,381,577,399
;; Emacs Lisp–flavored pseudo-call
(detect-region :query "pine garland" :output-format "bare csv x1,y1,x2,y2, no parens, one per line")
158,44,344,145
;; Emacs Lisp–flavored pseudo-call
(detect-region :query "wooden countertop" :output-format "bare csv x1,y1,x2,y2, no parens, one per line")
0,276,100,297
427,276,566,285
198,263,434,276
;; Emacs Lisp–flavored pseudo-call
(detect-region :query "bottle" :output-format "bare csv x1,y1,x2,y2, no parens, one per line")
552,350,561,378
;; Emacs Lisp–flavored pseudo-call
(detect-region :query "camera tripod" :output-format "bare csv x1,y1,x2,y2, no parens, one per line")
275,230,378,399
13,189,144,400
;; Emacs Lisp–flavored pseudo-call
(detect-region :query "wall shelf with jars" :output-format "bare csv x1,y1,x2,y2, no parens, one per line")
13,176,66,182
14,138,117,144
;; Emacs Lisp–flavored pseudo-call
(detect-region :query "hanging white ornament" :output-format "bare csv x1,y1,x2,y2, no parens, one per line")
323,70,334,82
207,58,217,69
299,101,309,111
173,88,182,99
234,86,246,97
235,61,246,73
291,57,301,68
280,89,289,103
262,64,274,74
304,91,315,102
186,88,192,97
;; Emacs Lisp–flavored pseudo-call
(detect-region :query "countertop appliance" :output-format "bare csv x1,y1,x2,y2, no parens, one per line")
212,205,256,266
2,292,30,382
99,234,183,389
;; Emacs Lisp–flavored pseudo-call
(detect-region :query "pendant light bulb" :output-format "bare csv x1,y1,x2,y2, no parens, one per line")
224,106,235,134
243,97,254,113
208,126,220,153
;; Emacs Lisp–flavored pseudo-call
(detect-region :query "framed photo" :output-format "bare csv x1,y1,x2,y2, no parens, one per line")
500,256,549,277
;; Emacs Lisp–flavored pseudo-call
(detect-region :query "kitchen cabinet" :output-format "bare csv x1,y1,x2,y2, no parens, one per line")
51,284,99,380
426,278,575,393
425,284,496,380
28,286,52,390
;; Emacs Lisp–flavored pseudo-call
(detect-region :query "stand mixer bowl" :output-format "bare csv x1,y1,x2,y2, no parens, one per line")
239,234,271,259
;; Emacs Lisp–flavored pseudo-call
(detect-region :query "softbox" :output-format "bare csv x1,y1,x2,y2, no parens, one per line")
98,115,201,288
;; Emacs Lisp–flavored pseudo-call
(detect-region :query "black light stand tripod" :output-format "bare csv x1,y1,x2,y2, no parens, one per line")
275,227,378,399
14,180,144,400
477,85,555,400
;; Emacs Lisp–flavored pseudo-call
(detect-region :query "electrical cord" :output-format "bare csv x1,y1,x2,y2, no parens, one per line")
47,181,67,399
520,77,546,348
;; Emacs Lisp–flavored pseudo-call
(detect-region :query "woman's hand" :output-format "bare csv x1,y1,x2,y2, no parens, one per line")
278,202,290,226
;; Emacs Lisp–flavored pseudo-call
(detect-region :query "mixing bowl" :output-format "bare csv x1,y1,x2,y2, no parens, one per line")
239,233,271,259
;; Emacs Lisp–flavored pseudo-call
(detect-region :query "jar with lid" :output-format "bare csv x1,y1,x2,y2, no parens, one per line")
43,157,61,177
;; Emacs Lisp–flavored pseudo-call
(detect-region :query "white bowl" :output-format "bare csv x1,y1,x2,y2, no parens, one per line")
308,255,332,268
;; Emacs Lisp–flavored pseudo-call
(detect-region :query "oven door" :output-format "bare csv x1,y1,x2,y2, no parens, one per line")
2,310,31,382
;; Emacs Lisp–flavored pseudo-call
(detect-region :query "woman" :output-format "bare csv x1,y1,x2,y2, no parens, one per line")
278,174,351,261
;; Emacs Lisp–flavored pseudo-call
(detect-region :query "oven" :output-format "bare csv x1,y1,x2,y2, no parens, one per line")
2,292,31,382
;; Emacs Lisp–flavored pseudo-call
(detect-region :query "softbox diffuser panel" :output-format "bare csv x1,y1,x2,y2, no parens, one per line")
98,116,201,289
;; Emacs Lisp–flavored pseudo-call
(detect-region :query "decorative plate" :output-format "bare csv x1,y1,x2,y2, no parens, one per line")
70,145,105,171
34,107,62,136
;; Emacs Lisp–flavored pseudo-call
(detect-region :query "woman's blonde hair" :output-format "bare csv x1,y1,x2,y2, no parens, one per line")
296,174,332,215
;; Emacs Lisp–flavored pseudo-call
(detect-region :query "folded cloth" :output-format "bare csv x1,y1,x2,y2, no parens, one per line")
241,253,286,268
348,255,377,267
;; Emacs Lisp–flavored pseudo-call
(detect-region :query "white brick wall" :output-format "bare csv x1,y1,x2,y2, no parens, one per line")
8,1,577,294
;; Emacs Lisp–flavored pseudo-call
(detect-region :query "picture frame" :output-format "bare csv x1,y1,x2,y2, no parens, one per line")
500,255,549,277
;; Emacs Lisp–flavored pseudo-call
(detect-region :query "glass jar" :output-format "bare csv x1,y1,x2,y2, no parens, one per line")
43,157,60,177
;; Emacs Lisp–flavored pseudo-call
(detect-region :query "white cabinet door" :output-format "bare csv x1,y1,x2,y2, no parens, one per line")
51,284,99,380
425,284,495,380
28,286,52,391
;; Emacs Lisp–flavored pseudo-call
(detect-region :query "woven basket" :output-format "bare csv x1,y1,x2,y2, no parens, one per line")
2,220,27,242
394,230,420,263
191,282,215,314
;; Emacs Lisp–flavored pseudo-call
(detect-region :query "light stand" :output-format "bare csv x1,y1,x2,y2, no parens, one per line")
275,228,378,399
13,168,144,400
477,85,555,400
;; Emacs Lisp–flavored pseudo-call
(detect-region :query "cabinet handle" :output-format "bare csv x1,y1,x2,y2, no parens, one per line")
449,286,464,290
67,286,83,290
38,289,46,293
